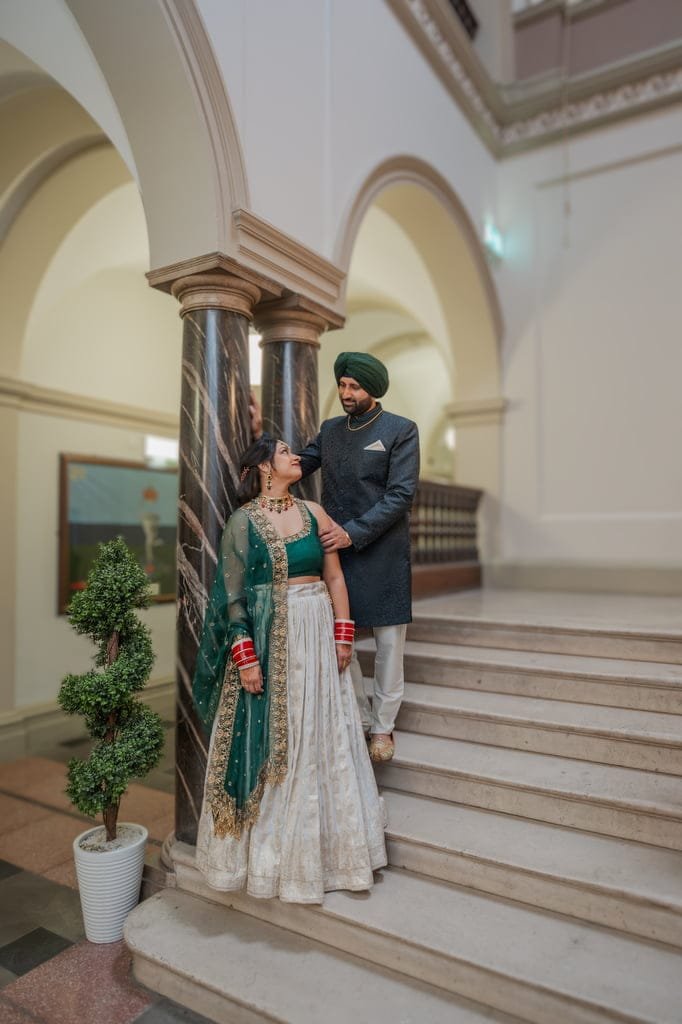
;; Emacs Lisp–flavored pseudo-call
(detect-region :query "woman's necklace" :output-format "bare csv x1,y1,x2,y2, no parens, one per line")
258,493,294,514
347,408,383,432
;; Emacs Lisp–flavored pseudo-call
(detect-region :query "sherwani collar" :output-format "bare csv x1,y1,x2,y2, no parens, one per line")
348,402,383,428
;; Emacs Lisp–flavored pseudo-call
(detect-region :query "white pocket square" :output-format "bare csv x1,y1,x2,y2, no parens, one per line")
364,440,386,452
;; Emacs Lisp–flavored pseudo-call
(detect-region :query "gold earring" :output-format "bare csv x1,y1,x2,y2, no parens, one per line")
266,472,272,491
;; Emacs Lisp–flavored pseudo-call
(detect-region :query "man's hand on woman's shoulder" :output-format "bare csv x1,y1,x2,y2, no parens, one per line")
319,518,353,552
304,501,353,551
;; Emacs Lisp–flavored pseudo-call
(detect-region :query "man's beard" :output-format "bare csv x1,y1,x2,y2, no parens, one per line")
341,394,374,416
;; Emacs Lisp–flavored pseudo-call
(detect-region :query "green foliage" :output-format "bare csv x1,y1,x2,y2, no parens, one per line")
58,539,165,839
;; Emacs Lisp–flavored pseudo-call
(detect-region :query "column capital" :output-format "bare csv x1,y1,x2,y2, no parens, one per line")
254,294,344,347
170,272,261,319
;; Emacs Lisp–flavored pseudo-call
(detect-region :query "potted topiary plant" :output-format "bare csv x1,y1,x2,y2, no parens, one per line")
58,537,165,943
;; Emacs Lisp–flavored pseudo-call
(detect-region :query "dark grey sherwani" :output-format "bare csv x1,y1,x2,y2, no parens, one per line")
299,404,420,628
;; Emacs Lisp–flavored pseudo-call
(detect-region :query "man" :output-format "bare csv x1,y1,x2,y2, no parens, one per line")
298,352,420,762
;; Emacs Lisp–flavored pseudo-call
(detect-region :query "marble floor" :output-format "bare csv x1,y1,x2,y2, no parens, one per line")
2,587,679,1023
0,725,214,1024
414,588,682,635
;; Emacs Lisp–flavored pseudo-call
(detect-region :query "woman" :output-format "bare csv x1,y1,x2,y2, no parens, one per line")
193,434,387,903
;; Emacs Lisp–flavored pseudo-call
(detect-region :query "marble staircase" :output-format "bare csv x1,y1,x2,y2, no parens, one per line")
126,592,682,1023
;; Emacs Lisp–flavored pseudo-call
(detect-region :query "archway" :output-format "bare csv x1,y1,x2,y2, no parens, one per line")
0,41,182,722
0,0,248,267
332,157,505,556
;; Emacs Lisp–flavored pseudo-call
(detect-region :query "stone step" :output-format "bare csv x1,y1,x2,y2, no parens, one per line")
169,849,682,1024
383,790,682,947
406,615,682,665
376,731,682,850
358,641,682,713
125,889,516,1024
395,683,682,774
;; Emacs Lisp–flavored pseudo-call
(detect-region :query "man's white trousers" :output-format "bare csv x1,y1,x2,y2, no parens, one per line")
349,624,407,735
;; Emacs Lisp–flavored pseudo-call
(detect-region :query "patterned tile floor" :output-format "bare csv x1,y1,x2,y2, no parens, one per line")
0,725,215,1024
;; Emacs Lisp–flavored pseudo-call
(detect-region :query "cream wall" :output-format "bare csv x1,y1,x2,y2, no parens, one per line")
2,1,498,277
324,205,453,462
5,159,179,712
343,207,452,373
22,183,180,412
197,0,498,262
0,3,136,176
15,413,175,709
497,104,682,569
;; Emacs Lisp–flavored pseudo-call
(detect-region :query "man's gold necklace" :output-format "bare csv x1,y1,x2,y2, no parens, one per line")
347,408,383,432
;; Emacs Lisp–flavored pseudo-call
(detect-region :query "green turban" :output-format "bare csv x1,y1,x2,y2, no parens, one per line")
333,352,389,398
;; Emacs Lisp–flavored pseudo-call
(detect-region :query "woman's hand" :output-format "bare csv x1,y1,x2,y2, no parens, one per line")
240,663,264,694
336,643,352,673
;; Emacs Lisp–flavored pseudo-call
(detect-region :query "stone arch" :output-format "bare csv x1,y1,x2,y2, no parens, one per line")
333,155,505,556
0,0,249,266
335,155,503,353
0,27,195,714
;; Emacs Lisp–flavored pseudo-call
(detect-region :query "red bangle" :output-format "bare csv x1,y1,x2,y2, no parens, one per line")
334,619,355,645
232,637,258,669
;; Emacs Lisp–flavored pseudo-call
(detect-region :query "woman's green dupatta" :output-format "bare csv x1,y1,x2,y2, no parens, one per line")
192,503,290,838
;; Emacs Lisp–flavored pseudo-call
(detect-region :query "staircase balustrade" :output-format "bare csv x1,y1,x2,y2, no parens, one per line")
410,479,482,565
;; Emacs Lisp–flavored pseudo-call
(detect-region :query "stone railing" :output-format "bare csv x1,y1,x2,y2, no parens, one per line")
410,479,483,565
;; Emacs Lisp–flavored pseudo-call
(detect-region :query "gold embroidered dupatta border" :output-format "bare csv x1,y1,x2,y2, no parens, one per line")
205,501,293,838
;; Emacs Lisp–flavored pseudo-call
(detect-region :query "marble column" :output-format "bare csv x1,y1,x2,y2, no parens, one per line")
255,301,327,502
170,272,260,844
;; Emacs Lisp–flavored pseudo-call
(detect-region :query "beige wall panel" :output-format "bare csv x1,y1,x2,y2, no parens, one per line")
0,5,136,175
0,405,18,713
22,183,180,413
498,105,682,567
0,145,129,377
15,410,175,710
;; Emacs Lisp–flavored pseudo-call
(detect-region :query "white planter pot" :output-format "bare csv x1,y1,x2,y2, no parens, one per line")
73,822,148,943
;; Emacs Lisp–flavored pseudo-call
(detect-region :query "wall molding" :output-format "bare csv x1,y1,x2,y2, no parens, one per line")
514,0,645,29
334,154,504,343
387,0,682,156
233,209,346,314
0,375,178,436
148,233,346,327
0,677,174,763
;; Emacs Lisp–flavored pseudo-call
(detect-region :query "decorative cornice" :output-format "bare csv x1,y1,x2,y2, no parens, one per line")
514,0,628,28
387,0,682,156
501,67,682,150
147,251,282,302
0,375,178,435
147,245,345,328
233,209,346,312
389,0,502,151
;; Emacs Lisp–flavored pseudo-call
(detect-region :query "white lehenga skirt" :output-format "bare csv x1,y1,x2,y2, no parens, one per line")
195,580,387,903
